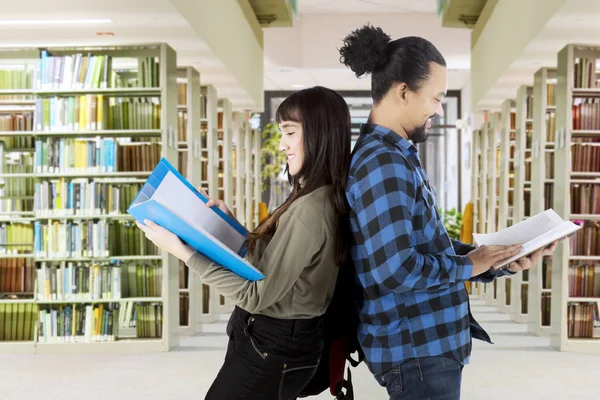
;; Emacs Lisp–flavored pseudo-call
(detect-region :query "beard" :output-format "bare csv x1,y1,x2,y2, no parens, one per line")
408,115,437,144
408,122,428,144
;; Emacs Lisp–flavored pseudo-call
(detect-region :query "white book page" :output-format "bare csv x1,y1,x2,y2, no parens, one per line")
492,220,581,269
473,209,564,246
151,171,245,253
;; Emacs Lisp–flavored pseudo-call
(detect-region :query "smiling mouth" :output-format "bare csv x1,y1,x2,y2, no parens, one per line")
287,154,296,160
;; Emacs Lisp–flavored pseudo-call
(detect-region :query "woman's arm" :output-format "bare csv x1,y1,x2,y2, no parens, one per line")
138,212,321,314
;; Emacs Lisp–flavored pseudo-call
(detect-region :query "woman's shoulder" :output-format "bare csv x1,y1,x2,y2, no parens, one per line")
285,186,336,238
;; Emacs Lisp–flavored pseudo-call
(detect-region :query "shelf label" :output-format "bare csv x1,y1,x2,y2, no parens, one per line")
558,128,565,149
532,140,540,159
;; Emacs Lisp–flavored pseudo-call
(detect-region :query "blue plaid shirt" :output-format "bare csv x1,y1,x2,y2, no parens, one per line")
346,124,511,376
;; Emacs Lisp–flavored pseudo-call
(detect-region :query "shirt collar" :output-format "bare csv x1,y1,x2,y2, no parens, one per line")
359,123,418,156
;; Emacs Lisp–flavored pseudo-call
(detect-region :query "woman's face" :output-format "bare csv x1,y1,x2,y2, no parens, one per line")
278,121,304,176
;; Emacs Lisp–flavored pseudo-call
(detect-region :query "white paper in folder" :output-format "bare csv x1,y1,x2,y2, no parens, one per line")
473,209,582,269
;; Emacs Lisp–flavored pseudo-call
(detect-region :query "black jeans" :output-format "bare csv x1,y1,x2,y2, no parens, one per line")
375,356,463,400
205,307,324,400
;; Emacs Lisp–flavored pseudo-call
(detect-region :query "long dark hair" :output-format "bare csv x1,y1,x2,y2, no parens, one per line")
246,86,351,266
339,24,446,103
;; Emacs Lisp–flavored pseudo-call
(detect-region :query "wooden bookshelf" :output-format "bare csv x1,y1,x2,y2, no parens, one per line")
253,127,262,230
551,44,600,352
484,114,503,307
199,84,219,324
510,85,534,323
216,99,234,314
176,66,204,336
0,43,180,354
528,67,557,336
497,99,517,314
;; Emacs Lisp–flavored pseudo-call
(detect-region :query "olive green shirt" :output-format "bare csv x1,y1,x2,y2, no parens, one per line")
186,185,339,319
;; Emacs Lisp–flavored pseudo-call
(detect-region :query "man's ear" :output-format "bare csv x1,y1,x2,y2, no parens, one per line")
395,83,409,105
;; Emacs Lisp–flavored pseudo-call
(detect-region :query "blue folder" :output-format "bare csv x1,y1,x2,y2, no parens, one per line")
127,158,264,281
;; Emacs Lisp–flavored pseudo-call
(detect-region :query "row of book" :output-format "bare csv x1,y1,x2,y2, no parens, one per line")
0,68,34,91
37,53,159,90
34,138,160,174
526,94,533,120
34,180,141,217
34,96,161,132
36,262,162,301
178,110,188,142
542,257,553,290
572,100,600,130
571,139,600,172
0,303,37,341
0,113,34,133
0,224,33,255
33,220,158,259
38,303,116,343
567,302,600,339
568,263,600,298
545,152,555,179
569,221,600,256
546,111,556,143
0,258,35,294
570,184,600,214
546,83,556,107
541,293,552,327
521,283,529,314
178,82,187,106
544,183,554,213
179,293,189,327
573,58,599,89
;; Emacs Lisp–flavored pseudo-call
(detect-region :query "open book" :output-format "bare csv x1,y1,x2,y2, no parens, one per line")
127,158,264,281
473,209,582,270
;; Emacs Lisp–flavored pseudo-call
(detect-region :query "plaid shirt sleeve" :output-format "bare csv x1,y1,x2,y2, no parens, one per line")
348,152,473,293
451,239,514,282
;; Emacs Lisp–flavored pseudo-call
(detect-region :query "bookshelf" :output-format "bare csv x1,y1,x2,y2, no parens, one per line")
497,99,517,314
0,43,180,354
199,85,219,324
484,115,502,306
469,128,483,297
551,44,600,352
176,66,204,336
511,85,533,323
216,99,234,314
475,127,488,298
253,127,262,229
529,67,556,336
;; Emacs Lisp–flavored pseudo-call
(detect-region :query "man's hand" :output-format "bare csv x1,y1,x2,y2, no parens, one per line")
506,240,558,273
468,244,522,277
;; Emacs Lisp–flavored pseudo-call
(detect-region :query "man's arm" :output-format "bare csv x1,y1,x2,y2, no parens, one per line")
450,239,514,282
349,152,474,294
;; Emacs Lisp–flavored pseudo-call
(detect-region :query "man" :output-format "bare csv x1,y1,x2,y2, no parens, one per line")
339,24,557,399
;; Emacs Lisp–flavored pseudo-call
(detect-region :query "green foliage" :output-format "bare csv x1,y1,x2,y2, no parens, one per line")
439,207,463,240
261,123,287,192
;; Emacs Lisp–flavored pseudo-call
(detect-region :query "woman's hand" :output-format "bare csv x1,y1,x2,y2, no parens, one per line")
197,186,233,217
136,219,195,263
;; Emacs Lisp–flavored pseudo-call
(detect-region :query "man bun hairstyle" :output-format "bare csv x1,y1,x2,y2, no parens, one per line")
339,24,391,78
339,24,447,104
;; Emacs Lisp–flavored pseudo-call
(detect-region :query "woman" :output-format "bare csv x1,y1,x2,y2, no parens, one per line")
136,86,352,400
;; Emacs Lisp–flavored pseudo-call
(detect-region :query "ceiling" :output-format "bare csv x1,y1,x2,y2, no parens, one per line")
0,0,259,110
263,10,472,93
477,0,600,110
299,0,439,14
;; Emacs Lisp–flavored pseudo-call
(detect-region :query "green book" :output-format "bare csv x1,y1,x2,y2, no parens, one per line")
0,304,5,341
17,303,26,341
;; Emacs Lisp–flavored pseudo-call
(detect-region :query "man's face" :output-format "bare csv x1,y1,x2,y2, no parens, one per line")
404,62,448,143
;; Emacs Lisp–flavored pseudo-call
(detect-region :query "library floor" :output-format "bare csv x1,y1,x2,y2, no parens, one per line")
2,299,600,400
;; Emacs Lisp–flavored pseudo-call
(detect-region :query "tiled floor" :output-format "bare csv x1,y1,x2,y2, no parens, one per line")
2,299,600,400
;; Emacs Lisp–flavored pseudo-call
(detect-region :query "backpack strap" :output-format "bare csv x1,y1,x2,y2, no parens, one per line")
333,368,355,400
